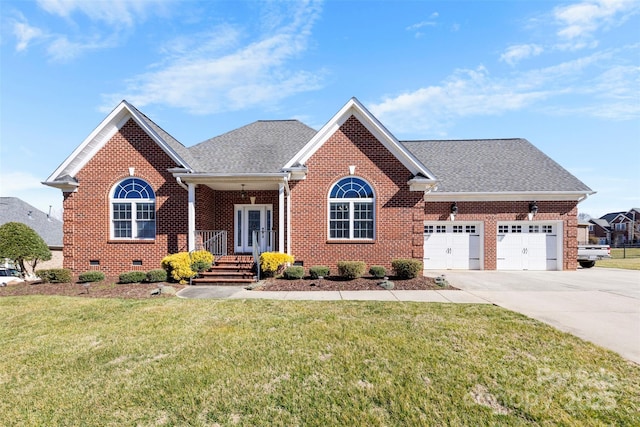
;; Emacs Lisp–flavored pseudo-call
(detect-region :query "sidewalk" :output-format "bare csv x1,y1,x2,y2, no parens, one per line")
176,285,490,303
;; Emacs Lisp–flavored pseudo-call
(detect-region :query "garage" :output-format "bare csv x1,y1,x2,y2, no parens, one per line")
423,222,482,270
496,222,561,270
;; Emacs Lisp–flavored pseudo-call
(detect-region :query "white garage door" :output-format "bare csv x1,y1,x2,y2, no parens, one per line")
496,222,559,270
423,223,482,270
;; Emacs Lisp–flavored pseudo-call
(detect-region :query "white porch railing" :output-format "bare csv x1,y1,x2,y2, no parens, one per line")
195,230,227,256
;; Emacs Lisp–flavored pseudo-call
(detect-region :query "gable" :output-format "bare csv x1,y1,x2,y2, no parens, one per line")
43,101,192,191
284,98,437,187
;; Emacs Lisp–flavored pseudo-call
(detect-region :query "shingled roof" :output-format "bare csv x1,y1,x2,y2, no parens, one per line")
189,120,317,174
401,138,592,193
0,197,63,248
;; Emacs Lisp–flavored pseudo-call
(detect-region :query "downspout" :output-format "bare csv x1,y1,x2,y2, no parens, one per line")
279,182,285,254
188,183,196,252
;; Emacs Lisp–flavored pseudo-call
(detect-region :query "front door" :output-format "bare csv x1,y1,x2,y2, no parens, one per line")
234,205,273,253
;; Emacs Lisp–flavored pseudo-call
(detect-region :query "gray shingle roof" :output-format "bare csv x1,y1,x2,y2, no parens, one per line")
401,138,593,193
0,197,63,247
129,104,199,170
188,120,317,173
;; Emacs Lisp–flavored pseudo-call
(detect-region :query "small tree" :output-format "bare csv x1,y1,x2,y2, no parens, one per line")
0,222,51,276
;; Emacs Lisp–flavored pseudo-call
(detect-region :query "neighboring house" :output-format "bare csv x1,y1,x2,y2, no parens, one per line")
607,209,640,246
0,197,63,272
43,98,593,275
588,218,611,245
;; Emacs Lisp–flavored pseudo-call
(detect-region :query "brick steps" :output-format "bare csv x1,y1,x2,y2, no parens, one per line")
191,255,255,285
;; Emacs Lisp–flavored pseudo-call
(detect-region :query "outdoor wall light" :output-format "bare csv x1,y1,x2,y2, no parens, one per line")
240,184,247,199
528,201,538,221
450,202,458,221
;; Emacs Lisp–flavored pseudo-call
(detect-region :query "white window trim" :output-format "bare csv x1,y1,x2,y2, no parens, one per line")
110,178,156,240
327,177,375,241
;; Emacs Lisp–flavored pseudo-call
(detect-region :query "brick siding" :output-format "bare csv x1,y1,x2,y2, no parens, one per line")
62,119,188,276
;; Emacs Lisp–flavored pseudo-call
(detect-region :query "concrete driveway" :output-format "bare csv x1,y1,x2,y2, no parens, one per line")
435,268,640,364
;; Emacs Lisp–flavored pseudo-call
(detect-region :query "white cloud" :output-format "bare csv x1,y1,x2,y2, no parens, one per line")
103,1,325,114
369,66,549,135
553,0,640,48
12,20,45,51
36,0,167,27
500,44,543,66
369,46,639,136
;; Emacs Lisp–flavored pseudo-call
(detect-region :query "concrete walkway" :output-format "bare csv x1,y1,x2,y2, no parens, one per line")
177,285,489,303
177,268,640,364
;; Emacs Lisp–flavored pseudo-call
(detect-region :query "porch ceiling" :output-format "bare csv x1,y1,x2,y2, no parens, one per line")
174,173,288,192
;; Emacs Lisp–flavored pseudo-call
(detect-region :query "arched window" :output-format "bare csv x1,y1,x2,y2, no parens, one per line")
110,178,156,239
328,177,375,240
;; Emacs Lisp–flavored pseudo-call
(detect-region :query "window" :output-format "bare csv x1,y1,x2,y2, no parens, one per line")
329,177,374,240
615,223,626,231
111,178,156,239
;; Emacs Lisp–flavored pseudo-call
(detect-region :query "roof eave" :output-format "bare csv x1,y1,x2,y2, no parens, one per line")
424,191,595,202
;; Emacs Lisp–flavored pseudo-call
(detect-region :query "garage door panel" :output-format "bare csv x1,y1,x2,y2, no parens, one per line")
497,222,558,271
424,223,482,270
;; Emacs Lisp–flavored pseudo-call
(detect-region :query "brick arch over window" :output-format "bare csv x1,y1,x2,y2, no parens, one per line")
328,176,375,240
110,177,156,239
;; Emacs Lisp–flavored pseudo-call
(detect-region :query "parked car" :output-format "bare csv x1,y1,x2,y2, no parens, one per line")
0,268,24,285
577,244,611,268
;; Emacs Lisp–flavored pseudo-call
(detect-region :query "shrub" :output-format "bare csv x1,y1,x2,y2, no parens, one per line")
119,271,147,284
161,252,194,284
35,268,72,284
336,261,366,279
260,252,295,277
369,266,386,278
78,271,105,283
309,266,330,279
190,250,214,273
391,259,423,279
161,250,213,284
283,266,305,279
146,269,167,283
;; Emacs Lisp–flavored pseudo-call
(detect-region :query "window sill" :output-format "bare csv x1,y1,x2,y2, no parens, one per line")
326,239,376,244
108,239,156,244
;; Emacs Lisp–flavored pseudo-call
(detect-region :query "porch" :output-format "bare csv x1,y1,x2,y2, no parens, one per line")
176,173,292,257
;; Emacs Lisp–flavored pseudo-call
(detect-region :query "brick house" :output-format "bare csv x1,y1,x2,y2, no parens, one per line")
598,209,640,246
44,98,593,276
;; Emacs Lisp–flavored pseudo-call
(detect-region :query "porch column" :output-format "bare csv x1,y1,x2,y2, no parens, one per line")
279,183,285,254
188,183,196,251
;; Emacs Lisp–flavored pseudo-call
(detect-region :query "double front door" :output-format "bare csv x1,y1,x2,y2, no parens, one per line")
234,204,273,253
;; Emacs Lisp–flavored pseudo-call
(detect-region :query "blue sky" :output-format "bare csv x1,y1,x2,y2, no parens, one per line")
1,0,638,220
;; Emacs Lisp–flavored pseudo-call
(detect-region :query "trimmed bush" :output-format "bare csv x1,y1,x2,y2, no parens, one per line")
35,268,72,284
190,250,214,273
119,271,147,284
283,266,305,279
146,269,167,283
260,252,295,277
336,261,366,279
369,265,386,278
391,259,423,279
309,266,330,279
78,271,105,283
161,250,213,284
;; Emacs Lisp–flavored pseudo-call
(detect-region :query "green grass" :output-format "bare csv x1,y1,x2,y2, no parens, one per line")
597,248,640,270
1,297,639,426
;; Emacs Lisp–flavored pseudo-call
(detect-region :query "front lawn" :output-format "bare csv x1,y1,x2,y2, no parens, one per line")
1,297,639,426
597,248,640,270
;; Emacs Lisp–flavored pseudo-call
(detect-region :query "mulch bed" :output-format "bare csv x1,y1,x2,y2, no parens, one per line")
0,279,185,299
258,275,457,291
1,276,456,298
